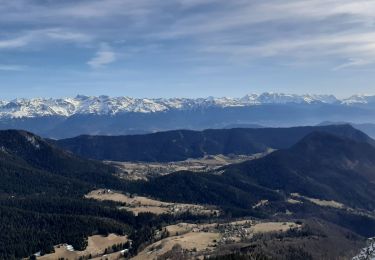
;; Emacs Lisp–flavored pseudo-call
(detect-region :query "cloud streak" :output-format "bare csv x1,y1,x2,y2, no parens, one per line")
0,64,26,71
0,28,91,49
1,0,375,70
87,44,116,69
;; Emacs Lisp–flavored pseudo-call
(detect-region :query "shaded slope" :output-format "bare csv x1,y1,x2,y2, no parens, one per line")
129,131,375,211
0,150,89,196
223,132,375,210
0,130,133,259
0,130,120,186
54,124,374,162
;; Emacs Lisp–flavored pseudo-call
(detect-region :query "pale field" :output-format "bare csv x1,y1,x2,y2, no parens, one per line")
307,198,344,208
91,251,123,260
229,219,255,225
165,223,198,236
131,232,220,260
38,234,127,260
218,220,302,244
227,220,300,234
250,222,300,233
119,206,169,215
164,220,299,235
287,198,303,204
86,189,220,216
86,189,171,207
131,220,301,259
252,199,269,209
291,193,344,209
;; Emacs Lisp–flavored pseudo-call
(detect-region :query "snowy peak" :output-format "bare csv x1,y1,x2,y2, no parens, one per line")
341,94,375,105
0,93,371,119
246,93,338,105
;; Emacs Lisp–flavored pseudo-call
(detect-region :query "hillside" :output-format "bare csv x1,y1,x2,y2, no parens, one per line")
0,130,133,259
126,131,375,237
54,124,374,162
0,130,122,186
223,132,375,209
1,128,375,259
0,129,227,259
128,131,375,210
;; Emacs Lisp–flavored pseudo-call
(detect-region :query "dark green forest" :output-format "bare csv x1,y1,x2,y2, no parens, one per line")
1,128,375,259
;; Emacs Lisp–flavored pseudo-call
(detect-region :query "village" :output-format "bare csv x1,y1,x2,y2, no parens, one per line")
106,153,271,181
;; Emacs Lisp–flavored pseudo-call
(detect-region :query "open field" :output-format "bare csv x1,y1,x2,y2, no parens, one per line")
132,231,220,260
122,206,170,215
250,222,300,233
291,193,345,209
131,220,301,259
86,189,170,206
106,153,273,181
165,223,197,236
287,198,303,204
38,234,128,260
217,220,301,244
86,189,220,216
90,251,124,260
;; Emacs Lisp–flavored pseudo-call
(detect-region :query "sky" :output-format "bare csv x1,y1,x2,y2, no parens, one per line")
1,0,375,99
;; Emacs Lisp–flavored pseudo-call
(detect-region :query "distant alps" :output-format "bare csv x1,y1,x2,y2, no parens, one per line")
0,93,374,119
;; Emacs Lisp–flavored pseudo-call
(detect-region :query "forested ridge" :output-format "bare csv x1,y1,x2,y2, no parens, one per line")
0,130,213,259
54,124,375,162
1,128,375,259
0,130,131,259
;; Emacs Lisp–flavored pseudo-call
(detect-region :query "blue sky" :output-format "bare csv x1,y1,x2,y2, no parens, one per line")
1,0,375,99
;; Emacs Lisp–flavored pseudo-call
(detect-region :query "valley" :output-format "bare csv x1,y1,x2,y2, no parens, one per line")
3,0,375,258
108,153,271,180
1,125,375,259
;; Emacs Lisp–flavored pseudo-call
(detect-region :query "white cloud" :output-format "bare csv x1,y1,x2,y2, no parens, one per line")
0,64,26,71
0,35,30,49
0,28,91,50
192,28,375,71
44,28,91,42
87,44,116,69
2,0,375,69
333,59,373,70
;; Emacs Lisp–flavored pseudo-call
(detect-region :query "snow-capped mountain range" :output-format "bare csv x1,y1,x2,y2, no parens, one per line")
0,93,373,119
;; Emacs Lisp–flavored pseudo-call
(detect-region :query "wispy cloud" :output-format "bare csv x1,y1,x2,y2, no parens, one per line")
203,32,375,56
0,28,91,50
0,35,30,49
43,28,91,42
0,64,26,71
333,59,373,71
87,44,116,69
1,0,375,70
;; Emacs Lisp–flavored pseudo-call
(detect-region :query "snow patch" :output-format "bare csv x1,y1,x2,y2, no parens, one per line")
25,135,40,149
353,238,375,260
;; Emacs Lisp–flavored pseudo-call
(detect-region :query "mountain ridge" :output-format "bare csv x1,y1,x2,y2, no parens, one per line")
54,124,375,162
0,129,121,189
1,93,374,119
